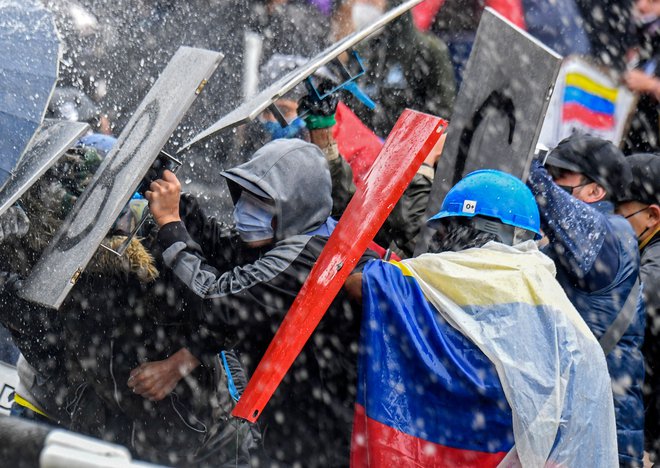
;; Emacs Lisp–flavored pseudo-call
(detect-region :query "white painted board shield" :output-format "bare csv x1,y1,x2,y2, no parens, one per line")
0,119,89,218
19,47,223,310
415,8,562,255
179,0,423,153
0,361,18,415
537,55,636,149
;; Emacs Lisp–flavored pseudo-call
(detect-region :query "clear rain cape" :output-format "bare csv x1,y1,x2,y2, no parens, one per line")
401,241,618,467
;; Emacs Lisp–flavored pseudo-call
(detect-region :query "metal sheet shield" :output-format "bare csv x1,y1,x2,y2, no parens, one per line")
0,120,89,218
179,0,423,152
415,8,561,255
0,0,60,189
19,47,223,310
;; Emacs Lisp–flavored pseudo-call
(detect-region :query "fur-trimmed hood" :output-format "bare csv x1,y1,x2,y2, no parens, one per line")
14,148,158,283
89,236,159,283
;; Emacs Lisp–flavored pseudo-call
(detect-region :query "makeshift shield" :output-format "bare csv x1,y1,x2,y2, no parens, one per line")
232,109,447,422
0,360,17,416
0,0,60,190
0,120,89,218
415,8,561,255
19,47,223,310
178,0,423,153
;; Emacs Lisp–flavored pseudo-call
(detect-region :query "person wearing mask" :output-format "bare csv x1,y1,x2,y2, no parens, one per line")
527,133,645,466
0,206,30,366
1,136,255,467
616,153,660,462
1,138,112,430
348,170,617,466
140,138,377,466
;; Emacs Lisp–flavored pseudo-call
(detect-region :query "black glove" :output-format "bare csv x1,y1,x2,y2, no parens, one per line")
137,152,180,197
298,92,339,129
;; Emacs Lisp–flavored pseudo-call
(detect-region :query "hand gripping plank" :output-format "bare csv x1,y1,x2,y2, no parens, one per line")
232,109,447,422
19,47,223,310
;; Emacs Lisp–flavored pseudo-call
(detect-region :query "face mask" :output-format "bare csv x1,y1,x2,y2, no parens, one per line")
351,3,384,31
624,206,651,241
233,191,275,242
58,101,80,121
262,117,306,141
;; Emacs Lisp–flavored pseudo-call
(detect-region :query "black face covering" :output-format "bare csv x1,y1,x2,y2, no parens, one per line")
429,218,501,253
557,182,590,195
638,226,651,241
625,206,651,241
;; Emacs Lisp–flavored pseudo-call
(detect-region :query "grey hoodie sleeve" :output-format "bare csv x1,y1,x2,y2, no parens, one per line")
161,240,296,300
158,222,311,301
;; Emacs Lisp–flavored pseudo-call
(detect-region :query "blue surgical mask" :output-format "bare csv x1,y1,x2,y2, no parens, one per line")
233,191,275,242
262,117,306,140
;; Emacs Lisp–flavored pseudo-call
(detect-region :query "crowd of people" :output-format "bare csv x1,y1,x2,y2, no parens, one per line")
0,0,660,467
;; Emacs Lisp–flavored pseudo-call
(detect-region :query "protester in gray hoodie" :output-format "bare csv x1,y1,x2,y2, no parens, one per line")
138,138,376,467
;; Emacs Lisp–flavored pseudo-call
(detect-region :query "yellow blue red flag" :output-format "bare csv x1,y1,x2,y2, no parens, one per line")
351,242,617,467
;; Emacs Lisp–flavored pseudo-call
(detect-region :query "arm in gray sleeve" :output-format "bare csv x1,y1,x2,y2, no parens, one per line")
158,221,307,301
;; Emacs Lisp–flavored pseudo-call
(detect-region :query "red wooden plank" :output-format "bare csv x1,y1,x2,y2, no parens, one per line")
232,110,447,422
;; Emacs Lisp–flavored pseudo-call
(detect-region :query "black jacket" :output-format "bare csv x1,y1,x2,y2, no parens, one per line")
159,139,378,467
353,10,455,137
642,232,660,457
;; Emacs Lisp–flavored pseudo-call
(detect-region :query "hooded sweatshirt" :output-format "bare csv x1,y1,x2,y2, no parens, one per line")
157,138,377,467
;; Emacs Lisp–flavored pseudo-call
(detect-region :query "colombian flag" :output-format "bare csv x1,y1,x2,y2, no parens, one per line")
351,242,617,467
561,73,618,130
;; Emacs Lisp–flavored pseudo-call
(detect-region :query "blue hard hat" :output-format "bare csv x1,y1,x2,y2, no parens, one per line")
427,169,541,239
